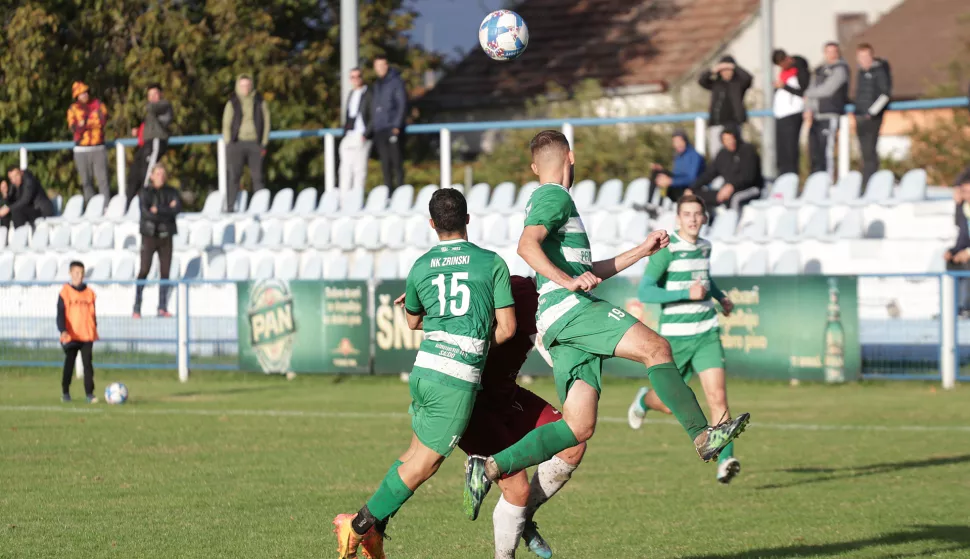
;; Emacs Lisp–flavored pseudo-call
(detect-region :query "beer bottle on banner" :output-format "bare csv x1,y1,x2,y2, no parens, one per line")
823,278,846,383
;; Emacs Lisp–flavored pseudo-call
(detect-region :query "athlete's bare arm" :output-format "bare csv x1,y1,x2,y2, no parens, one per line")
591,230,670,280
395,293,426,330
493,306,517,345
518,225,601,292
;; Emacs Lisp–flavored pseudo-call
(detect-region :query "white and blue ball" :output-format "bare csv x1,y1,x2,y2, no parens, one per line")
104,382,128,405
479,10,529,61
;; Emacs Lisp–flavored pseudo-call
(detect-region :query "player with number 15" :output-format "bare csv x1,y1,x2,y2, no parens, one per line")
333,188,517,558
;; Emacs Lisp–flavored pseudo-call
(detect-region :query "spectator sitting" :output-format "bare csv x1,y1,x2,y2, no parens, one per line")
67,81,111,201
0,167,54,229
648,129,705,204
698,55,752,154
686,127,763,214
944,169,970,316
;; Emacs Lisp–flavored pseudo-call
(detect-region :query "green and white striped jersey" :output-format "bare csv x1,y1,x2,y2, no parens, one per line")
523,183,597,343
404,239,514,390
645,232,718,338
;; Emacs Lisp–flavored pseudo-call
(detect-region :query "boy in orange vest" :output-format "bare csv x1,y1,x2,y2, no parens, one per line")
57,261,99,403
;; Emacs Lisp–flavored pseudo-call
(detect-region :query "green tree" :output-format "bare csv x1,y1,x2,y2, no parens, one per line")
0,0,440,205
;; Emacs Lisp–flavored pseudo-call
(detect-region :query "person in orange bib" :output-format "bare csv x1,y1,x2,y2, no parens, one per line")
57,261,99,403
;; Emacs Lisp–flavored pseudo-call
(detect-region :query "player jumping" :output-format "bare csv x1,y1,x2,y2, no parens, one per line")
464,130,750,519
333,189,517,559
626,195,742,484
458,275,584,559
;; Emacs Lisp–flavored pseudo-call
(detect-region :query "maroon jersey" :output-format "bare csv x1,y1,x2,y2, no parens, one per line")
478,275,538,406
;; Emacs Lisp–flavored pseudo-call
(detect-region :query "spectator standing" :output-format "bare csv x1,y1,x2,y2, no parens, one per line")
128,84,174,205
133,164,181,319
648,130,706,204
67,82,111,201
370,56,407,191
338,67,373,200
945,169,970,315
222,74,270,211
686,127,763,214
58,261,99,403
698,55,752,154
854,43,892,186
771,50,810,176
0,167,54,229
805,42,849,180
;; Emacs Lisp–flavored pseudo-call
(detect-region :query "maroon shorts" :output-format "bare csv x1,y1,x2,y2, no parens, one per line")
458,387,561,478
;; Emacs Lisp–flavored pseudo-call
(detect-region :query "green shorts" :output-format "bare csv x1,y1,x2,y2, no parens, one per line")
669,329,725,383
548,300,639,404
407,375,476,457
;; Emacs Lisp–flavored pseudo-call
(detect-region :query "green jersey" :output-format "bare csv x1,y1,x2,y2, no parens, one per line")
523,183,596,343
404,239,514,391
644,232,718,338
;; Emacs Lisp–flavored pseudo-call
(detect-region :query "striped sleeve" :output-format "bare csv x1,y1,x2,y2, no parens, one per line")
524,187,571,232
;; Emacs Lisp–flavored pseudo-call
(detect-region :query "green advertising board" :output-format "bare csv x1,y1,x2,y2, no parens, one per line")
373,280,425,375
237,280,370,374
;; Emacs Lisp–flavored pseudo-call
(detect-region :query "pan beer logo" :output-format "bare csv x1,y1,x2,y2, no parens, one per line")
247,279,296,373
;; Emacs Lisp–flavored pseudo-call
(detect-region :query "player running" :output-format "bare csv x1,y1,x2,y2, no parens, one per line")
626,195,742,484
458,275,585,559
464,130,750,518
333,189,517,559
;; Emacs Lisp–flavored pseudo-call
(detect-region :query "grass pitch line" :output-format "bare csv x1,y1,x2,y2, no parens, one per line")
2,404,970,433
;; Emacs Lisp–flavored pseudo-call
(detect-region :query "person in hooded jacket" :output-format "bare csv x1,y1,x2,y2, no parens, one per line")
687,127,763,214
370,56,408,191
648,130,706,204
222,74,271,211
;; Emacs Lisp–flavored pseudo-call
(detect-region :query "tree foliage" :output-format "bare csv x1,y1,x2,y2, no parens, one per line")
0,0,440,204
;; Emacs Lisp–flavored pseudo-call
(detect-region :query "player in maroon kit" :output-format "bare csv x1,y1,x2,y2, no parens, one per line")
459,275,585,559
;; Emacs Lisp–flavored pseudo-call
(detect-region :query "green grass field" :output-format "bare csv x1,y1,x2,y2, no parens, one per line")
2,369,969,559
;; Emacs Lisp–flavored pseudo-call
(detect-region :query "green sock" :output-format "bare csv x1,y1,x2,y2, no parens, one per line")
718,442,735,462
638,388,651,412
493,419,579,475
365,460,414,521
646,362,709,440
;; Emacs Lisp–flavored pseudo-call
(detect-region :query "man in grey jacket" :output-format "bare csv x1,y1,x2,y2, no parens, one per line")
222,74,271,211
127,84,174,204
805,43,850,180
370,56,407,191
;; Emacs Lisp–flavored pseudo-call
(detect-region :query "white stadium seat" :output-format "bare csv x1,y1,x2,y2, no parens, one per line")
852,170,894,206
233,190,248,213
751,173,798,207
317,189,340,214
488,182,516,213
112,252,136,280
292,188,318,215
323,250,349,279
36,255,58,281
60,195,85,220
308,218,330,249
619,211,648,244
710,250,736,276
340,187,365,214
274,250,299,280
299,251,323,279
196,190,225,218
772,249,800,275
348,248,374,279
362,185,389,215
104,194,127,219
29,222,50,250
380,216,406,249
182,254,203,280
251,251,275,280
49,224,71,250
411,184,438,215
226,251,251,280
739,250,768,276
246,189,271,215
188,221,213,249
894,169,927,202
708,210,739,241
482,214,509,245
799,208,830,239
89,255,112,281
8,225,30,251
374,250,398,279
331,217,356,251
355,216,381,250
623,178,649,208
594,179,624,209
204,249,227,280
0,253,13,281
123,197,141,221
405,216,433,248
830,171,862,204
283,218,308,249
571,180,596,211
466,183,491,210
14,255,37,281
386,184,415,215
792,172,830,206
238,221,261,247
83,194,106,219
268,188,294,216
513,182,538,213
259,220,283,247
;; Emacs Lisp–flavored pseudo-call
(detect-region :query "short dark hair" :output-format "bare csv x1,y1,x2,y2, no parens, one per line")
857,42,874,53
530,130,570,159
771,49,788,65
429,189,468,234
676,194,707,217
374,55,388,63
824,41,840,50
148,83,163,92
69,261,85,271
6,166,21,175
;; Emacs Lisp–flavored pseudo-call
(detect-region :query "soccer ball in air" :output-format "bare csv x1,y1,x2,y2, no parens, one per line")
479,10,529,61
104,382,129,405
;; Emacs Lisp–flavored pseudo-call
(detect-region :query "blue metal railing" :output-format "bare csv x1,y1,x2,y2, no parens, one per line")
1,96,965,153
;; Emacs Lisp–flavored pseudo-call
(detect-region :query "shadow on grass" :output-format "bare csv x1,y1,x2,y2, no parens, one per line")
756,454,970,490
680,525,970,559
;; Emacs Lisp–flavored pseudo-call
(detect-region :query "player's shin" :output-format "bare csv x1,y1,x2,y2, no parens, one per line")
525,455,579,521
493,495,527,559
361,461,414,533
646,362,709,440
490,419,579,479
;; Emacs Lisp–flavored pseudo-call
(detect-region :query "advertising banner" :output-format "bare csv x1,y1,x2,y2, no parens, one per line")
237,280,370,374
373,280,425,375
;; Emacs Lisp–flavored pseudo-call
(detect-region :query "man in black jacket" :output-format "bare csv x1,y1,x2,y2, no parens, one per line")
128,83,174,205
0,167,54,228
854,43,892,186
370,56,407,191
338,68,373,197
946,170,970,314
686,127,763,214
805,43,850,180
134,164,181,319
772,49,811,176
699,55,752,155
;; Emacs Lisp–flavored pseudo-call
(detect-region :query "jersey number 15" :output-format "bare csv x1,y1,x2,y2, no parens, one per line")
432,272,470,316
